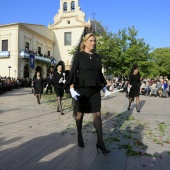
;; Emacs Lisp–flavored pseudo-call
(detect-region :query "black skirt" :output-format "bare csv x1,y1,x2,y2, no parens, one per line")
75,87,101,113
35,87,43,94
54,87,64,97
129,86,140,98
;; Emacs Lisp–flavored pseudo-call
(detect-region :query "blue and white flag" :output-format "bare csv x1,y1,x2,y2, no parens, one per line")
50,58,55,66
30,54,35,69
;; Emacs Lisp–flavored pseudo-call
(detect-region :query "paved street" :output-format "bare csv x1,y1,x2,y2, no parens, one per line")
0,88,170,170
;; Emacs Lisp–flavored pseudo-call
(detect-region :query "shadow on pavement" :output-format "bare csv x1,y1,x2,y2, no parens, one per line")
0,91,169,170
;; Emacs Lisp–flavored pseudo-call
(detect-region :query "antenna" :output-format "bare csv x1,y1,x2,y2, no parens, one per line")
91,12,96,33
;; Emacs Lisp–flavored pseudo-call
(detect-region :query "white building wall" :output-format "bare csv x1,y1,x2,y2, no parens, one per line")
53,27,84,69
0,25,19,78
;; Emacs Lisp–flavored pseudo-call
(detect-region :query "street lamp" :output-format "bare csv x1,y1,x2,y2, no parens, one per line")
8,66,11,77
14,70,16,78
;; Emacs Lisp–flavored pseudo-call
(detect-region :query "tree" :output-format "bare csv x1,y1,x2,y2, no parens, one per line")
96,26,151,77
68,22,151,78
149,48,170,77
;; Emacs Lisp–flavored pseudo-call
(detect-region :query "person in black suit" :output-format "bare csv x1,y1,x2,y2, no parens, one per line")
128,64,141,112
33,71,44,104
52,64,65,115
46,73,53,94
65,33,110,154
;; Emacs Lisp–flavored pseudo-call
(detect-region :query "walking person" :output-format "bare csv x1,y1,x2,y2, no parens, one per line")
65,33,110,154
52,64,65,115
33,71,44,104
46,73,53,94
127,64,141,112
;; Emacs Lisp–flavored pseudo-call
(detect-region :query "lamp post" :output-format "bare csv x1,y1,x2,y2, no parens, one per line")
14,70,16,78
8,66,11,77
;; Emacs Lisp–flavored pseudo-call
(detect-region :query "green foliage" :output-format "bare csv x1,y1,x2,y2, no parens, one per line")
68,21,170,78
149,48,170,77
96,26,151,77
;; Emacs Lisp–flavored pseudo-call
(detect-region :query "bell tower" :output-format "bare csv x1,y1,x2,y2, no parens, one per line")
49,0,88,27
60,0,78,13
49,0,91,70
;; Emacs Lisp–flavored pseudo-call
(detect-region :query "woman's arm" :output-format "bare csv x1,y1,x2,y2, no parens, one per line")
65,53,79,87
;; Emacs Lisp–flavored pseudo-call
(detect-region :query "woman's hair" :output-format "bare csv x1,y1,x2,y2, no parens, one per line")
130,63,139,74
79,33,95,52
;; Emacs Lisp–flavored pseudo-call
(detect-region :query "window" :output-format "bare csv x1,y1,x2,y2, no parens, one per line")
47,50,50,57
38,46,41,53
71,1,75,11
38,46,42,56
64,32,71,46
63,2,67,12
2,40,8,51
25,42,29,51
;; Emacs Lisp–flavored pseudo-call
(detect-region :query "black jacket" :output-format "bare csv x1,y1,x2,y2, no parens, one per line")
52,72,64,88
65,51,106,88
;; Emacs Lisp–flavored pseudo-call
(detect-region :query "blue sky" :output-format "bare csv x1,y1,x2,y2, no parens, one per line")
0,0,170,49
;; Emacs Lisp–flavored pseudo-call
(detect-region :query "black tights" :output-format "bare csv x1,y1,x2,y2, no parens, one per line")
57,96,63,112
75,112,105,146
128,96,140,109
36,94,41,102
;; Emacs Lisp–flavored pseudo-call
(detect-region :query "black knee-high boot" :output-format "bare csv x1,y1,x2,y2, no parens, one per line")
93,115,110,154
76,115,84,147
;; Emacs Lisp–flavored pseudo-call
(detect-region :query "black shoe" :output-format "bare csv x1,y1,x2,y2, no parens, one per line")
57,109,60,112
136,107,140,112
127,107,130,110
96,143,111,155
60,112,64,115
78,136,84,148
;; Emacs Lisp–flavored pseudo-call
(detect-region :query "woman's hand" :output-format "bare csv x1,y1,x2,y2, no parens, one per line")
70,88,80,100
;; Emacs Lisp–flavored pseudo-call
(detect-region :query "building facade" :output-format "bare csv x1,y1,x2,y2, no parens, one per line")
0,0,91,78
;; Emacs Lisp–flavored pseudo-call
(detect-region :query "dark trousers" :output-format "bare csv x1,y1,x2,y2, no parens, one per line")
46,86,52,94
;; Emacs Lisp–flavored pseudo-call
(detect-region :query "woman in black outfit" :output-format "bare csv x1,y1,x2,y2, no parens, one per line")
128,64,141,112
65,33,110,154
33,71,43,104
52,64,65,115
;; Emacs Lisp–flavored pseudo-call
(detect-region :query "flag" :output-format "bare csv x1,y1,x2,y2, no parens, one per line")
30,54,35,69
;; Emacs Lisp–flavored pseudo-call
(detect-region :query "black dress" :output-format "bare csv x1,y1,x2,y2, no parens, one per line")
129,73,140,98
52,72,64,97
65,51,106,113
33,77,44,94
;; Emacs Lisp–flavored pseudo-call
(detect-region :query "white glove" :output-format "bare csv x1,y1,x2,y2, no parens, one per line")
63,80,66,84
70,88,80,100
59,77,63,83
127,85,132,93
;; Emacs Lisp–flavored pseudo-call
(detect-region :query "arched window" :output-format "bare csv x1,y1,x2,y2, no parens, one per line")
71,1,75,11
63,2,67,12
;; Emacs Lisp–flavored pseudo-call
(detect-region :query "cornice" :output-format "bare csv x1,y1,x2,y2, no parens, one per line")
18,24,54,45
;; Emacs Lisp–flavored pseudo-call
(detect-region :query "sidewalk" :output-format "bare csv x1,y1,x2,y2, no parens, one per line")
0,88,170,170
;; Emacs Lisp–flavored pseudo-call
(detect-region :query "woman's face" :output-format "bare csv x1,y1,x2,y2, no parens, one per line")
134,68,138,74
37,72,40,77
57,65,62,72
84,36,96,52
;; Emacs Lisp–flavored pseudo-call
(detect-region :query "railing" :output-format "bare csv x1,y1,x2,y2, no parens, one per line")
20,51,57,64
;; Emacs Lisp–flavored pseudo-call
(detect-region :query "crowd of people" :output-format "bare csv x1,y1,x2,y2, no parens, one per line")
0,77,32,94
105,76,170,98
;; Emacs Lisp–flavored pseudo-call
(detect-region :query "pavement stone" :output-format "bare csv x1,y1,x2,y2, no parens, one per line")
0,88,170,170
